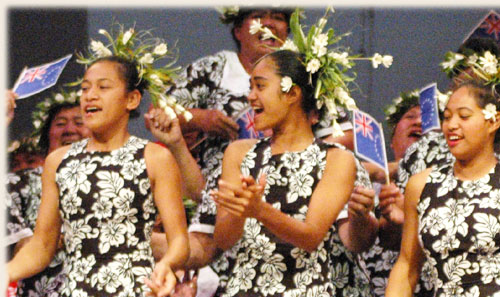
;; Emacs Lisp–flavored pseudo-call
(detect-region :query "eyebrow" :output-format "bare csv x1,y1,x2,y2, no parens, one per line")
81,78,113,84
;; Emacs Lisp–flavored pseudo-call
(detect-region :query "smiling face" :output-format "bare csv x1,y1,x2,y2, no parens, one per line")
248,57,288,131
442,85,497,161
235,10,289,62
80,60,140,135
391,106,422,160
48,105,90,153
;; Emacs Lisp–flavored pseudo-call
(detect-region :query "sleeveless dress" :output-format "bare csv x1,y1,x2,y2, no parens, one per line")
418,161,500,297
56,136,157,297
221,137,372,297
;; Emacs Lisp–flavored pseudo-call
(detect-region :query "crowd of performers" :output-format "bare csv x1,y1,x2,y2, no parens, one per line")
5,6,500,297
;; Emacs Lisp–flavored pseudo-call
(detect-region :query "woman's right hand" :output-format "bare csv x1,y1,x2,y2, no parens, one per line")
145,107,184,150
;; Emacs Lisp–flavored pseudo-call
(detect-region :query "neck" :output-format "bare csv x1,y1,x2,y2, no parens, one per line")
270,112,315,155
88,128,131,152
238,50,260,74
454,147,497,180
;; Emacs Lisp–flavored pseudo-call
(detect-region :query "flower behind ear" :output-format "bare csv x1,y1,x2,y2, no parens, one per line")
281,76,294,93
483,103,497,122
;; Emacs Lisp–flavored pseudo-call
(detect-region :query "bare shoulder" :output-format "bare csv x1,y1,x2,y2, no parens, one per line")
44,145,72,171
145,142,175,163
326,146,355,167
224,139,259,161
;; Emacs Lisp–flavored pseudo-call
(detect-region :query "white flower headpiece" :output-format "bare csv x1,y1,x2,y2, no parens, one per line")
31,89,80,141
483,103,498,122
384,89,419,129
75,23,192,121
250,7,393,137
441,50,500,88
216,6,240,24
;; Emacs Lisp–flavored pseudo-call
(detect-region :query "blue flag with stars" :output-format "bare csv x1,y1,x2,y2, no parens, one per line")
235,106,264,139
13,54,72,99
463,10,500,47
353,109,388,173
419,83,441,134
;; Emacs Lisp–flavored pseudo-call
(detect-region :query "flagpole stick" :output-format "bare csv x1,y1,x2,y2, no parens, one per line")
385,170,390,186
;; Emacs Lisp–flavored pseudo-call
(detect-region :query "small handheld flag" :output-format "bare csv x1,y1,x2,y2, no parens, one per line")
235,106,264,139
463,10,500,47
13,54,72,99
419,83,441,134
353,109,389,183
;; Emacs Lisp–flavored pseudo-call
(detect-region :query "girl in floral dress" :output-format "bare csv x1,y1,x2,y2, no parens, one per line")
7,54,190,297
210,49,376,297
386,79,500,297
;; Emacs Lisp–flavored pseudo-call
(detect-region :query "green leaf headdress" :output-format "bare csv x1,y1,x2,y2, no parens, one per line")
384,90,420,132
74,23,192,121
31,88,81,148
441,50,500,90
250,7,393,137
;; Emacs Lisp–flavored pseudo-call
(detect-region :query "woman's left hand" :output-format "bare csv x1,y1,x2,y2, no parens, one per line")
212,175,266,218
145,260,177,297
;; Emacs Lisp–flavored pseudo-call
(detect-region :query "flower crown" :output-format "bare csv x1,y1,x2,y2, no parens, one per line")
441,50,500,87
250,7,393,137
384,90,420,130
31,89,81,142
75,23,192,121
216,6,240,24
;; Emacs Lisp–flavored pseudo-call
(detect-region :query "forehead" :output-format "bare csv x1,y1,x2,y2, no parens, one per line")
84,60,121,81
447,86,480,109
252,57,278,77
54,106,82,119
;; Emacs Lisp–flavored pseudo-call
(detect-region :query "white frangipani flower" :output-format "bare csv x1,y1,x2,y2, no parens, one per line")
183,111,193,122
54,93,65,103
313,33,329,48
90,40,112,57
437,90,451,112
163,105,177,120
280,39,299,52
306,59,321,73
483,103,497,122
98,29,107,35
139,53,154,64
149,74,163,86
280,76,294,93
249,19,262,35
330,52,350,68
153,43,168,56
441,53,465,70
372,53,393,68
468,54,478,64
331,120,345,137
479,51,498,75
334,87,356,109
261,27,274,40
122,29,134,45
318,17,327,28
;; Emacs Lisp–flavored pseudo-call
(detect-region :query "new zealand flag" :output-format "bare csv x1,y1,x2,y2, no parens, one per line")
463,10,500,46
353,109,388,172
13,54,72,99
235,107,264,139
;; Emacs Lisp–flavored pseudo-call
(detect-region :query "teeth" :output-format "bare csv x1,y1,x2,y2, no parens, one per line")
449,135,459,140
86,107,98,112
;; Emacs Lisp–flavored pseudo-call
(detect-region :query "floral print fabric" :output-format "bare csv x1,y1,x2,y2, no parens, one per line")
418,162,500,296
56,136,157,296
6,166,66,297
221,138,372,297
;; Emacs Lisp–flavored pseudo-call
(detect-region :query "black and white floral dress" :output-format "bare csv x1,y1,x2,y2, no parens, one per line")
220,138,372,297
7,167,66,296
417,161,500,296
56,136,157,297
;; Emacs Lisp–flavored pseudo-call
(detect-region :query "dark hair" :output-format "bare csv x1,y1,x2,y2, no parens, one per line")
450,78,500,142
450,37,500,78
90,56,146,118
265,50,318,115
231,7,292,51
38,103,80,155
